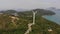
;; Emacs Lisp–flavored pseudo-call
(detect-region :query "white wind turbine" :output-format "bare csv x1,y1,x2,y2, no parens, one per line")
32,11,37,25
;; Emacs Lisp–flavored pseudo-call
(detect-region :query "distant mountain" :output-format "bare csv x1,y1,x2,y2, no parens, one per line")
0,8,29,12
46,7,56,11
46,7,60,15
0,8,55,16
19,9,55,16
13,8,29,12
46,7,60,11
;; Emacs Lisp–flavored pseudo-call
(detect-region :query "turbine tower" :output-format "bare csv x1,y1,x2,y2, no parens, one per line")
32,11,37,25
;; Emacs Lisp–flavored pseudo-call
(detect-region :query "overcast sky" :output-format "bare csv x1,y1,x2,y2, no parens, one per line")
0,0,60,10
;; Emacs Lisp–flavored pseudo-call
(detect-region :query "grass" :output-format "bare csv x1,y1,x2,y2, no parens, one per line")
0,14,60,34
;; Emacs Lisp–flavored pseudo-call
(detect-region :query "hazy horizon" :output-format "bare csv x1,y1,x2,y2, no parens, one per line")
0,0,60,10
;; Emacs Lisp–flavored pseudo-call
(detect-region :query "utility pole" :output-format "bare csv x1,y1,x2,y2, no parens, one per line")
32,11,37,25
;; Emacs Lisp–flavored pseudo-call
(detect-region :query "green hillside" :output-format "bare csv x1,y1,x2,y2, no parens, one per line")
0,9,60,34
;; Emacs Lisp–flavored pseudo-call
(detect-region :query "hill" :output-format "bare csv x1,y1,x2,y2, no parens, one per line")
0,9,60,34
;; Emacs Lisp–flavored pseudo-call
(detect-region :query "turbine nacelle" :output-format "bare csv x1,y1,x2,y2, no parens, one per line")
32,11,37,14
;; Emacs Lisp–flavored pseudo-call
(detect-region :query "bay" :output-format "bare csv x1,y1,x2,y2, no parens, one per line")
43,11,60,25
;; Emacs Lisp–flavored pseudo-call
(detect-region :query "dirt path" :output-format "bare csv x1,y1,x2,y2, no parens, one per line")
10,16,19,27
24,23,34,34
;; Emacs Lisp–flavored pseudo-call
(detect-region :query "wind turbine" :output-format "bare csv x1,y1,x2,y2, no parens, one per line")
24,11,37,34
32,11,37,25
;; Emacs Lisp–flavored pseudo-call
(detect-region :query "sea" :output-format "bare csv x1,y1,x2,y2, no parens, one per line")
43,10,60,25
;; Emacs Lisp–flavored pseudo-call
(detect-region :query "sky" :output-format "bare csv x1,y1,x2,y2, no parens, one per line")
0,0,60,10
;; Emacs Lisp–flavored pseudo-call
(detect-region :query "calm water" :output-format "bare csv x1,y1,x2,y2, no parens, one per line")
43,11,60,25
